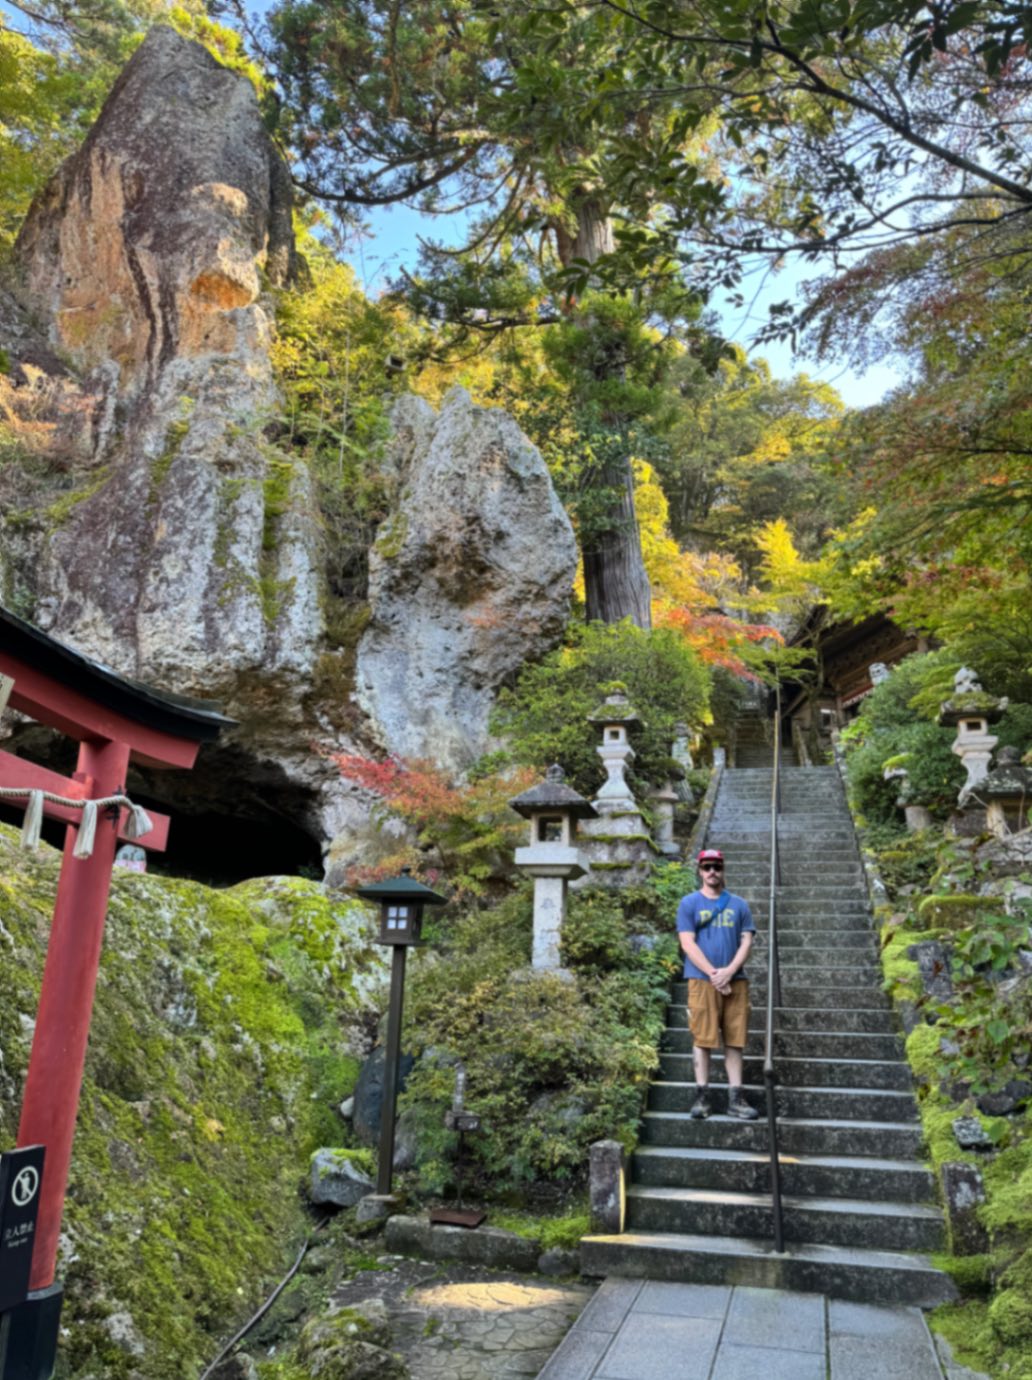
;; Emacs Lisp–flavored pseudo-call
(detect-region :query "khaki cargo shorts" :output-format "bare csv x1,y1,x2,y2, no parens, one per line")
687,979,750,1049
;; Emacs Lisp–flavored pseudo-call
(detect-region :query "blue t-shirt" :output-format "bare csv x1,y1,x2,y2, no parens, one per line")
675,890,755,980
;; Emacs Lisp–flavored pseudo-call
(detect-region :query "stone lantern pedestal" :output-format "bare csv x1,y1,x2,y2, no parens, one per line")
510,766,596,973
650,779,681,858
938,667,1008,808
672,721,695,806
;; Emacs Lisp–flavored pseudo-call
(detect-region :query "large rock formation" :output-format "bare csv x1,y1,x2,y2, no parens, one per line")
4,25,316,702
0,31,578,868
355,389,578,772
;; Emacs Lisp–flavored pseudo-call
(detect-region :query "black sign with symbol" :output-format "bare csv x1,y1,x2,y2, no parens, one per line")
0,1145,45,1314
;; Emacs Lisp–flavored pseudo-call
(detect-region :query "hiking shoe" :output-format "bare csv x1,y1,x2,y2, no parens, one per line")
689,1089,712,1119
727,1090,760,1120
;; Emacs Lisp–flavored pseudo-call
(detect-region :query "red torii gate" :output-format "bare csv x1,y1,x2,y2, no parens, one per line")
0,607,229,1376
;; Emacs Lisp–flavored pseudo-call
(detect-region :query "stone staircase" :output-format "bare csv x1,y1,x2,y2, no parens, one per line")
581,747,957,1305
733,707,796,768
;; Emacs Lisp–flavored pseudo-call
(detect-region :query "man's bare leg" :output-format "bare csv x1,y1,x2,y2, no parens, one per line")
724,1044,743,1086
693,1045,711,1088
690,1045,713,1117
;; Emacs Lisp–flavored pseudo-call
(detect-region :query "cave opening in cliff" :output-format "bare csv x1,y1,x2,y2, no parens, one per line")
130,744,325,886
0,732,325,886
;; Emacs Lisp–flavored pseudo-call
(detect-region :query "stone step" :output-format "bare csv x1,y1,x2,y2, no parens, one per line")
625,1185,944,1251
712,835,857,847
711,850,860,861
661,1028,905,1060
670,1004,894,1037
710,806,846,816
631,1146,935,1200
666,1005,898,1033
746,945,880,967
745,872,868,882
640,1111,924,1157
746,913,875,927
647,1082,919,1122
730,866,865,879
579,1232,957,1307
742,912,872,923
751,944,879,964
658,1053,913,1091
670,968,883,991
670,988,888,1010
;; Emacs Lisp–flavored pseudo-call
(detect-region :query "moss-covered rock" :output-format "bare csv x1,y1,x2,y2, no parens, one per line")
296,1301,408,1379
917,893,987,930
0,824,387,1379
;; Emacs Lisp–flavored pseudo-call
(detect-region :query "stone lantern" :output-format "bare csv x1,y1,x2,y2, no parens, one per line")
672,721,696,806
510,765,596,973
882,757,933,833
938,667,1009,805
979,746,1032,839
575,688,657,887
589,688,641,808
649,775,682,858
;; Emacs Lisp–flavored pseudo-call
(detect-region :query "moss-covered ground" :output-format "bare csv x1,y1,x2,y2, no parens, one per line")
0,823,387,1378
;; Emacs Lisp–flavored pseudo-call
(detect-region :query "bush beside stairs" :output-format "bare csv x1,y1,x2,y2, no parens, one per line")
582,727,958,1306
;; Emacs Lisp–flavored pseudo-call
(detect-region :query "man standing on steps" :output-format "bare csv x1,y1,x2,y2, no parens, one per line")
676,848,759,1120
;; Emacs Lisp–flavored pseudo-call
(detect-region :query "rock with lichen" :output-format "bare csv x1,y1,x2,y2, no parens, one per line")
3,24,317,707
355,388,578,772
297,1300,409,1379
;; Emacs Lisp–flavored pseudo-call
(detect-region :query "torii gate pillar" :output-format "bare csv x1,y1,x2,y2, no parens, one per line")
0,608,230,1379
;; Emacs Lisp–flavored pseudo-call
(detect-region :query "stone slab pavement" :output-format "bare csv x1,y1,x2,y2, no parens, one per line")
536,1279,990,1380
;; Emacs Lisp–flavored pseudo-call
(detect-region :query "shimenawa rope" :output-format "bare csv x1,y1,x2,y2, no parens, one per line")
0,786,153,859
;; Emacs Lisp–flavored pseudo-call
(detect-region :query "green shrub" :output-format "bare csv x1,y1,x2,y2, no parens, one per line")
491,620,710,797
396,885,678,1197
841,653,966,825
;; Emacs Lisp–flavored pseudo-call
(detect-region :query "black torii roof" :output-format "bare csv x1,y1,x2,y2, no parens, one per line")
0,605,234,742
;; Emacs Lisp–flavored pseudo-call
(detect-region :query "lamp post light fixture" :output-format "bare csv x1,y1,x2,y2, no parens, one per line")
356,868,447,1197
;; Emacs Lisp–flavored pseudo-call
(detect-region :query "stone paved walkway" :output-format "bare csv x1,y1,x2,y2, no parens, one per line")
536,1279,989,1380
333,1256,594,1379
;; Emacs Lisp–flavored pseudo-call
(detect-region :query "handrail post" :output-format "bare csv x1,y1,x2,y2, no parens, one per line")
764,679,785,1252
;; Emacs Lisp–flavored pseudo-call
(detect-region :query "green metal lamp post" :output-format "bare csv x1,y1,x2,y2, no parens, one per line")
356,869,447,1196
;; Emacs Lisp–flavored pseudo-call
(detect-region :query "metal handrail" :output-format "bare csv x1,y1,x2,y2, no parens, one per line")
763,681,785,1252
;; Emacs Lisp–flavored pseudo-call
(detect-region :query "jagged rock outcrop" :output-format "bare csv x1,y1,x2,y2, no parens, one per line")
355,388,578,772
3,25,316,703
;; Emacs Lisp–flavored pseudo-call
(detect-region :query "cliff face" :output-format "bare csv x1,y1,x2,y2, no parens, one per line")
6,25,316,702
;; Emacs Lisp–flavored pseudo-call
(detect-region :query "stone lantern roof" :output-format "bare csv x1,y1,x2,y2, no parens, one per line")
509,764,598,820
980,746,1032,800
588,688,642,728
938,667,1008,727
